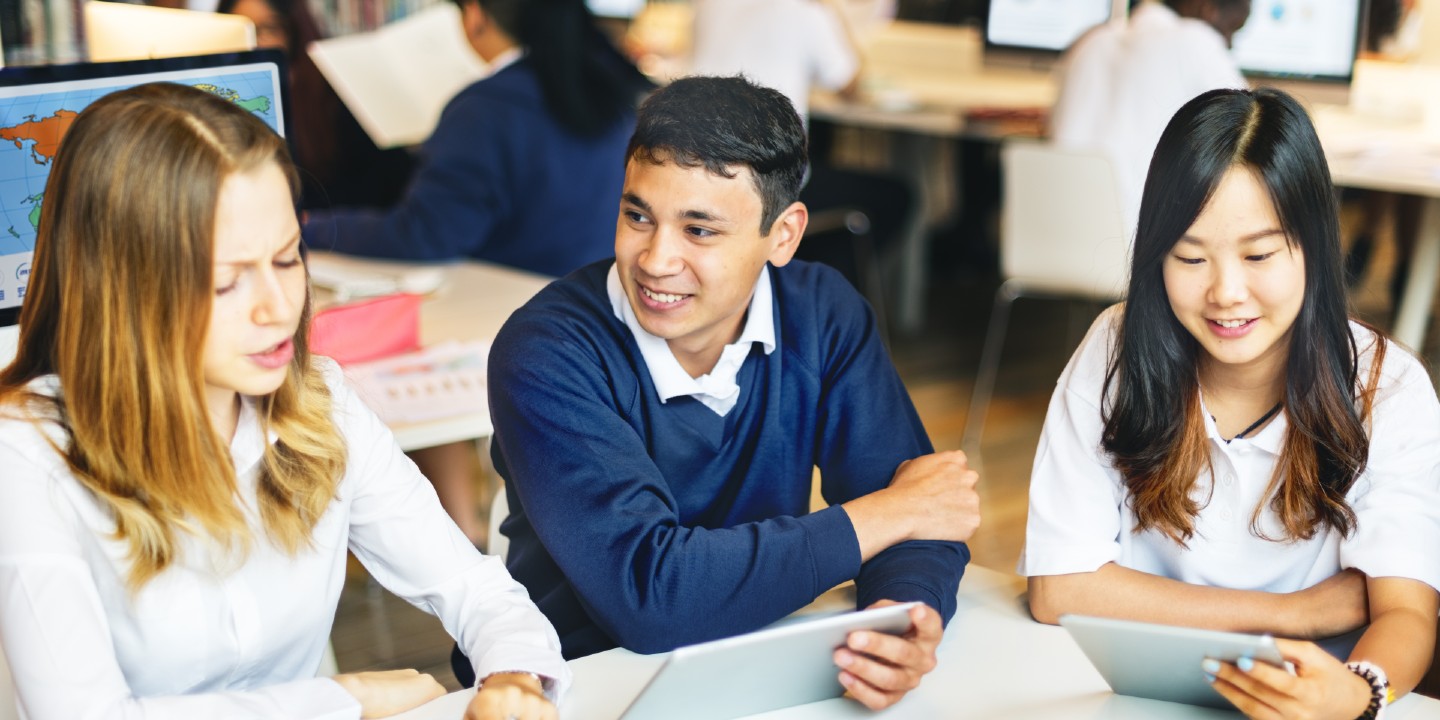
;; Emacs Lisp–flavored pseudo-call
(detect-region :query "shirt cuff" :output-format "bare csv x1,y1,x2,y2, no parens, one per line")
470,642,573,702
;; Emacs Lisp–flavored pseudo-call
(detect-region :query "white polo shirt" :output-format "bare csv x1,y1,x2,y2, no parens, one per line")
607,263,776,417
1019,306,1440,595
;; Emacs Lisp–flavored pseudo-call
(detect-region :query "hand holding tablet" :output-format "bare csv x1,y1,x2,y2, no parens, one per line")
1206,638,1375,720
1060,614,1291,709
835,600,945,711
619,602,919,720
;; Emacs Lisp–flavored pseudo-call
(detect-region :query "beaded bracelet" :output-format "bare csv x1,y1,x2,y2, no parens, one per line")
1346,661,1390,720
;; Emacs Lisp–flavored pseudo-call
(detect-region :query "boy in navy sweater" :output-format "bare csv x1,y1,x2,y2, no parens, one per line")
475,76,980,711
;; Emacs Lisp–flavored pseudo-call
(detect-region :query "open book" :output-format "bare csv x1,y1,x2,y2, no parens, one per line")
342,340,490,425
307,4,487,148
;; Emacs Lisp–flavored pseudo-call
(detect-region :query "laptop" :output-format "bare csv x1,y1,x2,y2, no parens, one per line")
619,602,917,720
1060,614,1287,710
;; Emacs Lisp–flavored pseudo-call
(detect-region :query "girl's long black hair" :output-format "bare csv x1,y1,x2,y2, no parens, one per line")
1102,87,1380,544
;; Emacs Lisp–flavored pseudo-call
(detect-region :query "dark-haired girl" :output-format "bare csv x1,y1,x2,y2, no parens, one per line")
301,0,652,277
1020,87,1440,719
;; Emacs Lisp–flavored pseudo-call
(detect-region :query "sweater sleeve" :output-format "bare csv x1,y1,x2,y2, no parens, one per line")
302,87,508,262
807,270,969,624
489,315,862,654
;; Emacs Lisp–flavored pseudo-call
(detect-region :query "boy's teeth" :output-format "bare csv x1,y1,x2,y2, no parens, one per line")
643,287,683,303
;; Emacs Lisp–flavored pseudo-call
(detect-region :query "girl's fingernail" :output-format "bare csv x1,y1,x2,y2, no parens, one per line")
839,672,854,687
1204,672,1217,683
1237,656,1255,673
1201,658,1221,674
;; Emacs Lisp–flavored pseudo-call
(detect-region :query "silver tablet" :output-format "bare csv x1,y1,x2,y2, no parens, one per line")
1060,614,1288,710
619,602,918,720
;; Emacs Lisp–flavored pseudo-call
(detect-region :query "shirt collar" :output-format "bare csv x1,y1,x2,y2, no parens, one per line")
483,47,525,78
607,263,776,407
1198,392,1287,456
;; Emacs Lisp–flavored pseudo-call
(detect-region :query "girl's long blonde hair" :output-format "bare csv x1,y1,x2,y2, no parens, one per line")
0,82,347,588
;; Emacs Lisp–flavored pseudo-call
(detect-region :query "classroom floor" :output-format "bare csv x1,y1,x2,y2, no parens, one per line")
329,214,1437,691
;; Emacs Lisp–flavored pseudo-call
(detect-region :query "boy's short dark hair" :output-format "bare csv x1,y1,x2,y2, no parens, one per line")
626,75,808,234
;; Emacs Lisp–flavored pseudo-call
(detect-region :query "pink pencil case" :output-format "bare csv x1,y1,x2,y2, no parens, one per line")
309,293,423,365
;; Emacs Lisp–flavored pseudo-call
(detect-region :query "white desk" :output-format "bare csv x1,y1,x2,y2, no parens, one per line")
394,565,1440,719
1313,105,1440,354
308,252,552,451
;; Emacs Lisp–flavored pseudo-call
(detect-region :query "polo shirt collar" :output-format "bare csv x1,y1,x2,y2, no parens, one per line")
1198,392,1287,456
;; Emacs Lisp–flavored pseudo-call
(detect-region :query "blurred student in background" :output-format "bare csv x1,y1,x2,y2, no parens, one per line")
0,83,566,720
1049,0,1252,233
303,0,651,545
302,0,650,276
218,0,414,209
689,0,912,294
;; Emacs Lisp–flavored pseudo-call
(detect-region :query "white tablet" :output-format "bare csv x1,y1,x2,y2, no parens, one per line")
619,602,918,720
1060,614,1288,710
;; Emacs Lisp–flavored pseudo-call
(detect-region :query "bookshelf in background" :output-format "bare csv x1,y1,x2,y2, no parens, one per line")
306,0,439,37
0,0,85,66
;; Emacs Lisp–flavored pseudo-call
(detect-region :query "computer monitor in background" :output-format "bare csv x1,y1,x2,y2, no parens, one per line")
84,2,257,62
0,50,288,367
1231,0,1364,82
983,0,1112,68
587,0,645,20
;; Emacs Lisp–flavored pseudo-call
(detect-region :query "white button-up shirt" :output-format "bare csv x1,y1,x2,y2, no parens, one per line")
608,263,776,417
1019,306,1440,595
0,360,569,719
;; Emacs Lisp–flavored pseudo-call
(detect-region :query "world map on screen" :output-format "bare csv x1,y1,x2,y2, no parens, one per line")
0,71,279,261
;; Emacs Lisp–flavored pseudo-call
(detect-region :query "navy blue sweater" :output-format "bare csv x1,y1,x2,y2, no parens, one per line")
489,260,969,659
302,59,629,277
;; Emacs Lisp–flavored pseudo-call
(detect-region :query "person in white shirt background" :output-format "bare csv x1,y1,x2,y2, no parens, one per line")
0,83,567,720
1022,87,1440,719
688,0,914,292
1049,0,1253,235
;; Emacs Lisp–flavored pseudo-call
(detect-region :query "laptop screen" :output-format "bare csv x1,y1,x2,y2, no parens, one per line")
1231,0,1364,82
0,50,287,330
984,0,1112,54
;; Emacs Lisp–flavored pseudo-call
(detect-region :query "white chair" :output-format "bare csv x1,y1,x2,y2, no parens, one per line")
960,141,1131,456
1,645,18,720
488,486,510,562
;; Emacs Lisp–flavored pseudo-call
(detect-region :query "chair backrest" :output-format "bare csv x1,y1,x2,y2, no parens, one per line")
1000,141,1131,299
488,486,510,563
1,645,18,720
